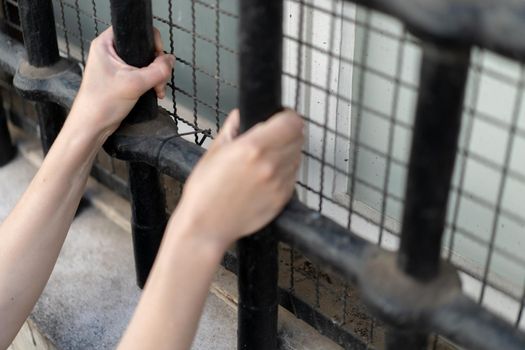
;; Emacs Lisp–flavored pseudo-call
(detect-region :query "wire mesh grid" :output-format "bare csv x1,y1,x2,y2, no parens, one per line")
1,0,525,348
279,1,525,340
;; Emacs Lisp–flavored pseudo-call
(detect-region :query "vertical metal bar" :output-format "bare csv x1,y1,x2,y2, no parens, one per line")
0,93,16,166
35,103,64,154
110,0,167,288
398,44,470,279
237,0,282,349
18,0,59,68
17,0,66,156
386,329,428,349
389,43,470,349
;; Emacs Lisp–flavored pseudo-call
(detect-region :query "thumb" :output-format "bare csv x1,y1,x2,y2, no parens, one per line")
209,109,240,150
131,54,175,95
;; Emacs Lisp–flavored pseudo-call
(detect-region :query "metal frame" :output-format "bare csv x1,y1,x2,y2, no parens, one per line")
1,0,525,349
237,1,283,348
0,91,15,165
17,0,65,155
108,0,169,288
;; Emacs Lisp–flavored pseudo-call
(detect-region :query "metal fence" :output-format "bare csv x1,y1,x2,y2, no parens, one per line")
1,0,525,349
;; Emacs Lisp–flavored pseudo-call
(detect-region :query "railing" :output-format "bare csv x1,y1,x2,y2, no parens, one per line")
1,0,525,349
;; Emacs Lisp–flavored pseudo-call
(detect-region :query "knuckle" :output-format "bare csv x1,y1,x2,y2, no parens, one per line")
158,62,171,78
243,141,262,162
259,161,277,182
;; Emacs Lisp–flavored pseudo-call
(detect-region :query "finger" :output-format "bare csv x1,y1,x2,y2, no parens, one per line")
154,84,166,99
152,28,170,99
97,26,114,43
90,26,116,57
275,173,298,210
154,54,173,99
209,109,240,150
269,139,303,170
131,54,175,95
94,26,130,66
153,27,164,55
240,109,304,150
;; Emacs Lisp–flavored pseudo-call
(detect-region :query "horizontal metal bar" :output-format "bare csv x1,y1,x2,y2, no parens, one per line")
0,30,26,76
1,29,525,350
347,0,525,61
432,294,525,350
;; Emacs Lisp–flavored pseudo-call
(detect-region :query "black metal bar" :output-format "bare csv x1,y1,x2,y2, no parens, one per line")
1,34,525,347
110,0,157,125
17,0,65,157
391,43,470,348
237,0,283,348
398,44,470,280
16,0,83,227
385,329,427,349
0,30,25,76
109,0,167,288
2,6,525,348
431,294,525,350
17,0,59,68
0,92,16,166
343,0,525,62
34,102,64,154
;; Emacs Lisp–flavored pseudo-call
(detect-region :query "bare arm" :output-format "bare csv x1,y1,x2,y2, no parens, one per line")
118,109,304,350
0,27,174,348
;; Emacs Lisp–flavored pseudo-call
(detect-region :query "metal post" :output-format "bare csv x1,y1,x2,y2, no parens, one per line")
237,0,282,348
110,0,167,288
0,93,16,166
390,43,470,348
18,0,59,67
18,0,66,155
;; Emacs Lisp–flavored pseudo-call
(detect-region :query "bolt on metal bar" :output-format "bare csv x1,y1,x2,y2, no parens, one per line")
390,43,470,348
18,0,66,156
237,0,283,348
109,0,168,288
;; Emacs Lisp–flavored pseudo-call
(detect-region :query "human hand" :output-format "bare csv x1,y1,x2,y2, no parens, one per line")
69,27,174,139
170,109,304,251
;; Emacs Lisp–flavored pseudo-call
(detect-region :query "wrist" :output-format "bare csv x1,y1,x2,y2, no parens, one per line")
59,111,108,157
165,208,231,260
69,91,120,141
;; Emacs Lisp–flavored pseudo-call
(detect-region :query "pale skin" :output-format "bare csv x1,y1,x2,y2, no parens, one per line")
0,27,303,350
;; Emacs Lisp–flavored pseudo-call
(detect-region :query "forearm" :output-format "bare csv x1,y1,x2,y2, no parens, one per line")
0,109,104,347
118,211,225,350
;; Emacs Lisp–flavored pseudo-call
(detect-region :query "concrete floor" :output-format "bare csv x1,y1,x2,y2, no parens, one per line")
1,129,342,350
0,153,236,349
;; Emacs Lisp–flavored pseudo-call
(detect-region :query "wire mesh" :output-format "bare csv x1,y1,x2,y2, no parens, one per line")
1,0,525,348
284,0,525,326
